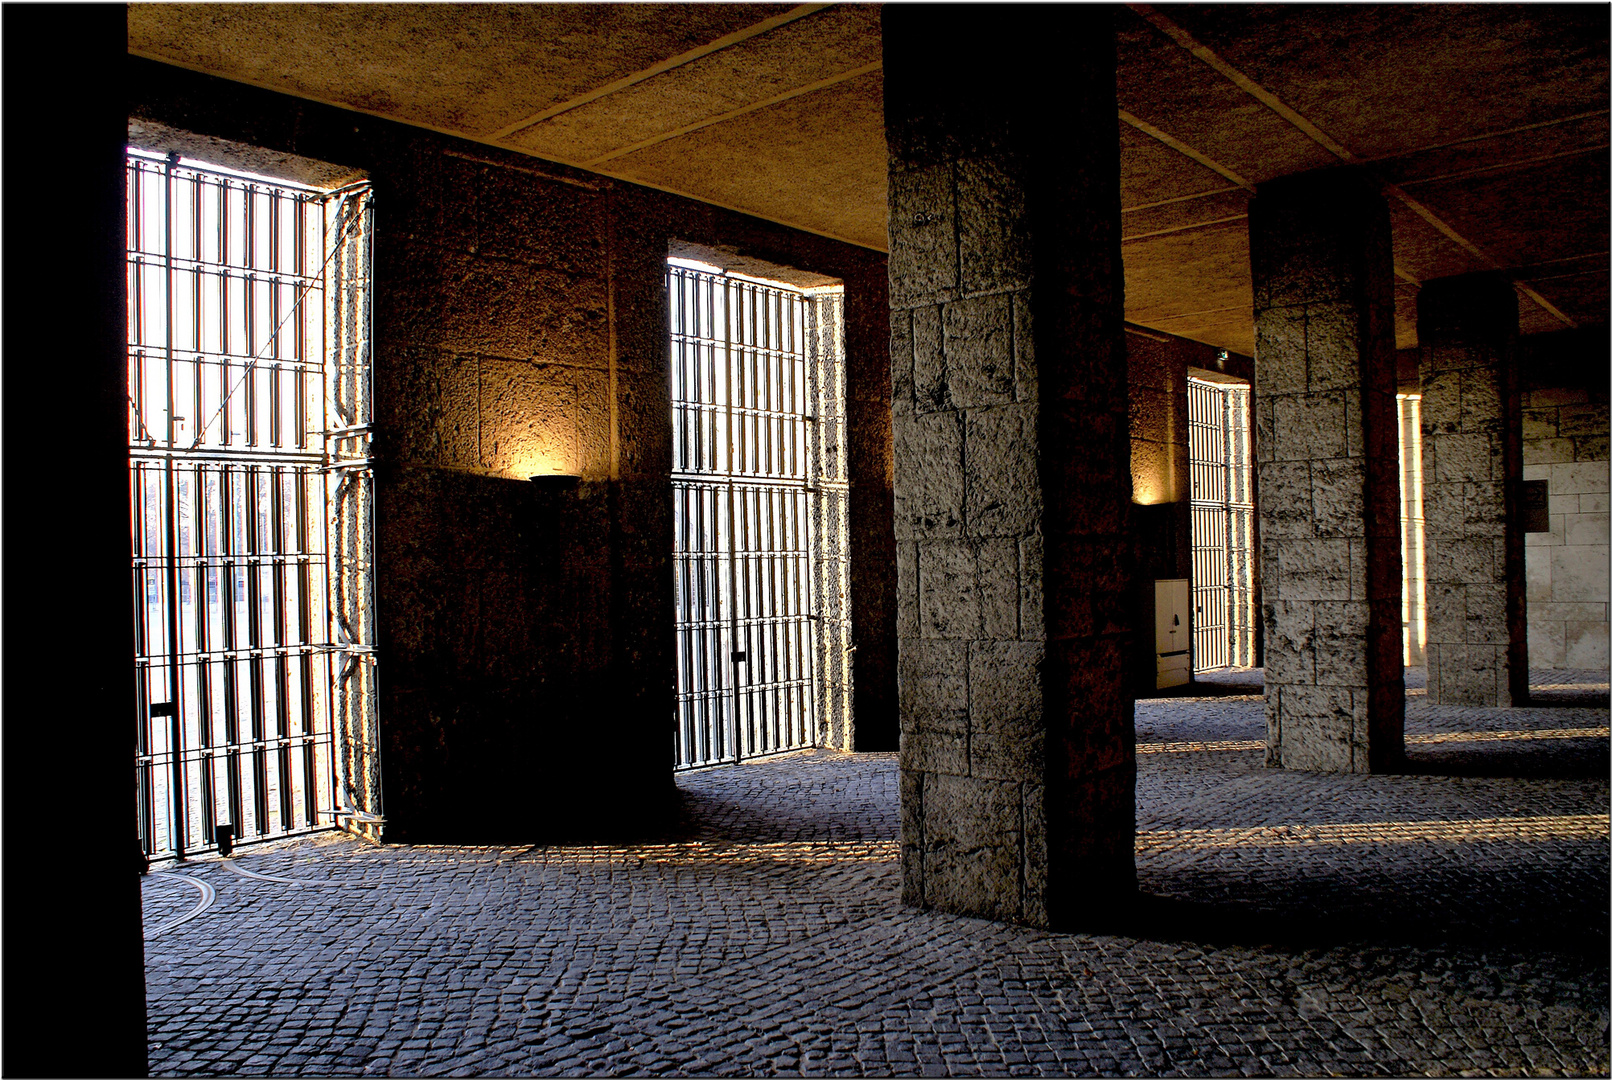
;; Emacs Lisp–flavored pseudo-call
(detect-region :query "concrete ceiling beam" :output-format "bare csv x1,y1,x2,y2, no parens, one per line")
486,3,830,142
584,59,882,168
1128,2,1579,330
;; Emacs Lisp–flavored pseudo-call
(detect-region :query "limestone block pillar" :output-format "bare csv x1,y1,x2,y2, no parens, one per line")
884,6,1134,927
1249,169,1404,773
1417,273,1525,705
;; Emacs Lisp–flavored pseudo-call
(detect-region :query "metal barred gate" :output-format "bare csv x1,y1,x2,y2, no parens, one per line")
1188,377,1256,672
127,149,380,861
669,263,822,769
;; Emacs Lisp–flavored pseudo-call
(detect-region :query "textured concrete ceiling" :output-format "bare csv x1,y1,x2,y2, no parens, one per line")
128,2,1609,354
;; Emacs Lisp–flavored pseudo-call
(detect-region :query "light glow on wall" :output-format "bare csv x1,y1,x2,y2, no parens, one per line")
1130,434,1179,505
512,452,573,480
1397,393,1427,666
1132,476,1169,505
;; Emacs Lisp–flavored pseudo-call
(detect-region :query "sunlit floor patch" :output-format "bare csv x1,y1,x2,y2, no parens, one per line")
1139,813,1610,851
1137,739,1264,754
1409,726,1609,744
1138,726,1609,754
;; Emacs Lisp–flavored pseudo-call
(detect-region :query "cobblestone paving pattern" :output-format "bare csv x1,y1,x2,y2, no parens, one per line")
145,670,1610,1076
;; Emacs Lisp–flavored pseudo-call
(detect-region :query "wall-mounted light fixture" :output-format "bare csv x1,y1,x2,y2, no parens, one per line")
528,473,580,491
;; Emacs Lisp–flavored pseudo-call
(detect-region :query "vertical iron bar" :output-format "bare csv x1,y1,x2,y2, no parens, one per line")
313,197,332,826
245,185,258,449
129,161,154,857
247,468,269,835
326,195,350,807
298,470,317,828
710,276,727,763
224,466,244,836
191,170,204,447
724,277,742,763
219,177,231,447
774,493,783,737
195,465,217,848
187,174,219,850
134,466,155,857
274,474,293,831
1220,388,1231,669
800,484,816,748
269,192,283,450
295,196,309,452
777,488,790,751
798,293,816,748
162,152,189,860
670,271,691,767
762,299,774,745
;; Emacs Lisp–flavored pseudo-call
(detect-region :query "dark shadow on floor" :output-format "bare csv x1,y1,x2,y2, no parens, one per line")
1402,739,1610,779
1113,896,1612,979
667,785,899,843
1528,687,1612,708
1141,669,1612,708
1112,873,1610,958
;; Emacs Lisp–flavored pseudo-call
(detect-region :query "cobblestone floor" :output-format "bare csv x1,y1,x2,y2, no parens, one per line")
144,670,1610,1076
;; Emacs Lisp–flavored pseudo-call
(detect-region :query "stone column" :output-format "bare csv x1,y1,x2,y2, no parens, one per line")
885,6,1134,928
1249,168,1404,773
1417,273,1525,705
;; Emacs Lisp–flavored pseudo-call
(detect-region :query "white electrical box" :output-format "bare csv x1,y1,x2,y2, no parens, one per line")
1154,578,1190,689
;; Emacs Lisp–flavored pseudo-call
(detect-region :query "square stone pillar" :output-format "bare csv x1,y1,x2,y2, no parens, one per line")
885,6,1134,927
1249,168,1404,773
1417,273,1526,706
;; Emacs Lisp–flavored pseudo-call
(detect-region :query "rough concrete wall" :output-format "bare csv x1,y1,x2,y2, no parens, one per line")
374,151,613,481
886,6,1133,928
128,57,895,841
1249,168,1404,774
1524,384,1610,670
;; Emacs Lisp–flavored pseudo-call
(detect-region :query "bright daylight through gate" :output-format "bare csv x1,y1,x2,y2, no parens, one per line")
1188,376,1256,672
127,148,380,861
669,260,848,769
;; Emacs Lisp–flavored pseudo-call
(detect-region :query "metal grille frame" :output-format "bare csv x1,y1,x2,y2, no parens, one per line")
1189,377,1256,673
670,263,847,770
127,149,378,861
